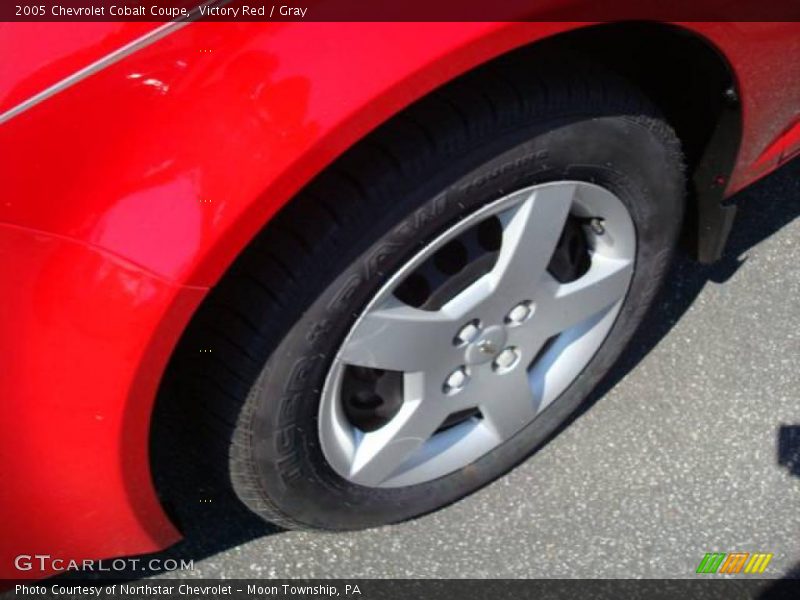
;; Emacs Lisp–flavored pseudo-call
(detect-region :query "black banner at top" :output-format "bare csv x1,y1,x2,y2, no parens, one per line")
4,0,800,22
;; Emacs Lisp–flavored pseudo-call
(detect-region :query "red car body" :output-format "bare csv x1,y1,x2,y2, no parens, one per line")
2,19,800,579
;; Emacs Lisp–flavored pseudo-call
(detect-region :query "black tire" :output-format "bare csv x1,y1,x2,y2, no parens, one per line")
178,61,685,530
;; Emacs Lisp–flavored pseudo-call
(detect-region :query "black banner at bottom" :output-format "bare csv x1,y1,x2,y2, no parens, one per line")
2,579,799,600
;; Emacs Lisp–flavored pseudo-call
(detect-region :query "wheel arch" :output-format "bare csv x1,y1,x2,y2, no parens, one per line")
176,22,742,291
184,22,741,292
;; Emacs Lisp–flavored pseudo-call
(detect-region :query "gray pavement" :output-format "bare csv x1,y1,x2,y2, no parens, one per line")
148,157,800,580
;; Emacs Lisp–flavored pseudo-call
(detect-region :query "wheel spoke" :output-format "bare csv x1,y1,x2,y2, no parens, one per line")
489,184,576,302
337,298,456,372
348,395,445,486
477,368,538,441
538,254,633,337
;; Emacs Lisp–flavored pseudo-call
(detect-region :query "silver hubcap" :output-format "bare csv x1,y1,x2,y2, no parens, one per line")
319,181,636,488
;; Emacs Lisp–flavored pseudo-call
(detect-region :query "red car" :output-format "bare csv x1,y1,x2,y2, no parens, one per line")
2,18,800,579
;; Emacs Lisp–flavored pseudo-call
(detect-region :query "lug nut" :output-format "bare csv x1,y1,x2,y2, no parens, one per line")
492,347,520,372
453,320,481,346
506,302,532,325
589,218,605,235
444,366,469,394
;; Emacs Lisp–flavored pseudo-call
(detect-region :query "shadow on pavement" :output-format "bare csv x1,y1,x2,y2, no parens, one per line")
777,425,800,478
758,423,800,592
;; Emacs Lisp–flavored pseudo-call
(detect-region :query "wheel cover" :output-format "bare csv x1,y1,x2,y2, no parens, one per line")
319,181,636,488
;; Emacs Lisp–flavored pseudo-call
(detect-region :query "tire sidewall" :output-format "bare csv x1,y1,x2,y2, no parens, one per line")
238,114,684,529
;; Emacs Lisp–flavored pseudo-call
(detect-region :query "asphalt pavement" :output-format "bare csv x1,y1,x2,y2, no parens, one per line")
144,157,800,580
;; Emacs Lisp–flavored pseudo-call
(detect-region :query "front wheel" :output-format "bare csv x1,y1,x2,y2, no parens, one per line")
186,65,685,530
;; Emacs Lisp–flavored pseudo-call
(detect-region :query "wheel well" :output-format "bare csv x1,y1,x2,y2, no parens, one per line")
502,22,741,262
538,23,737,166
